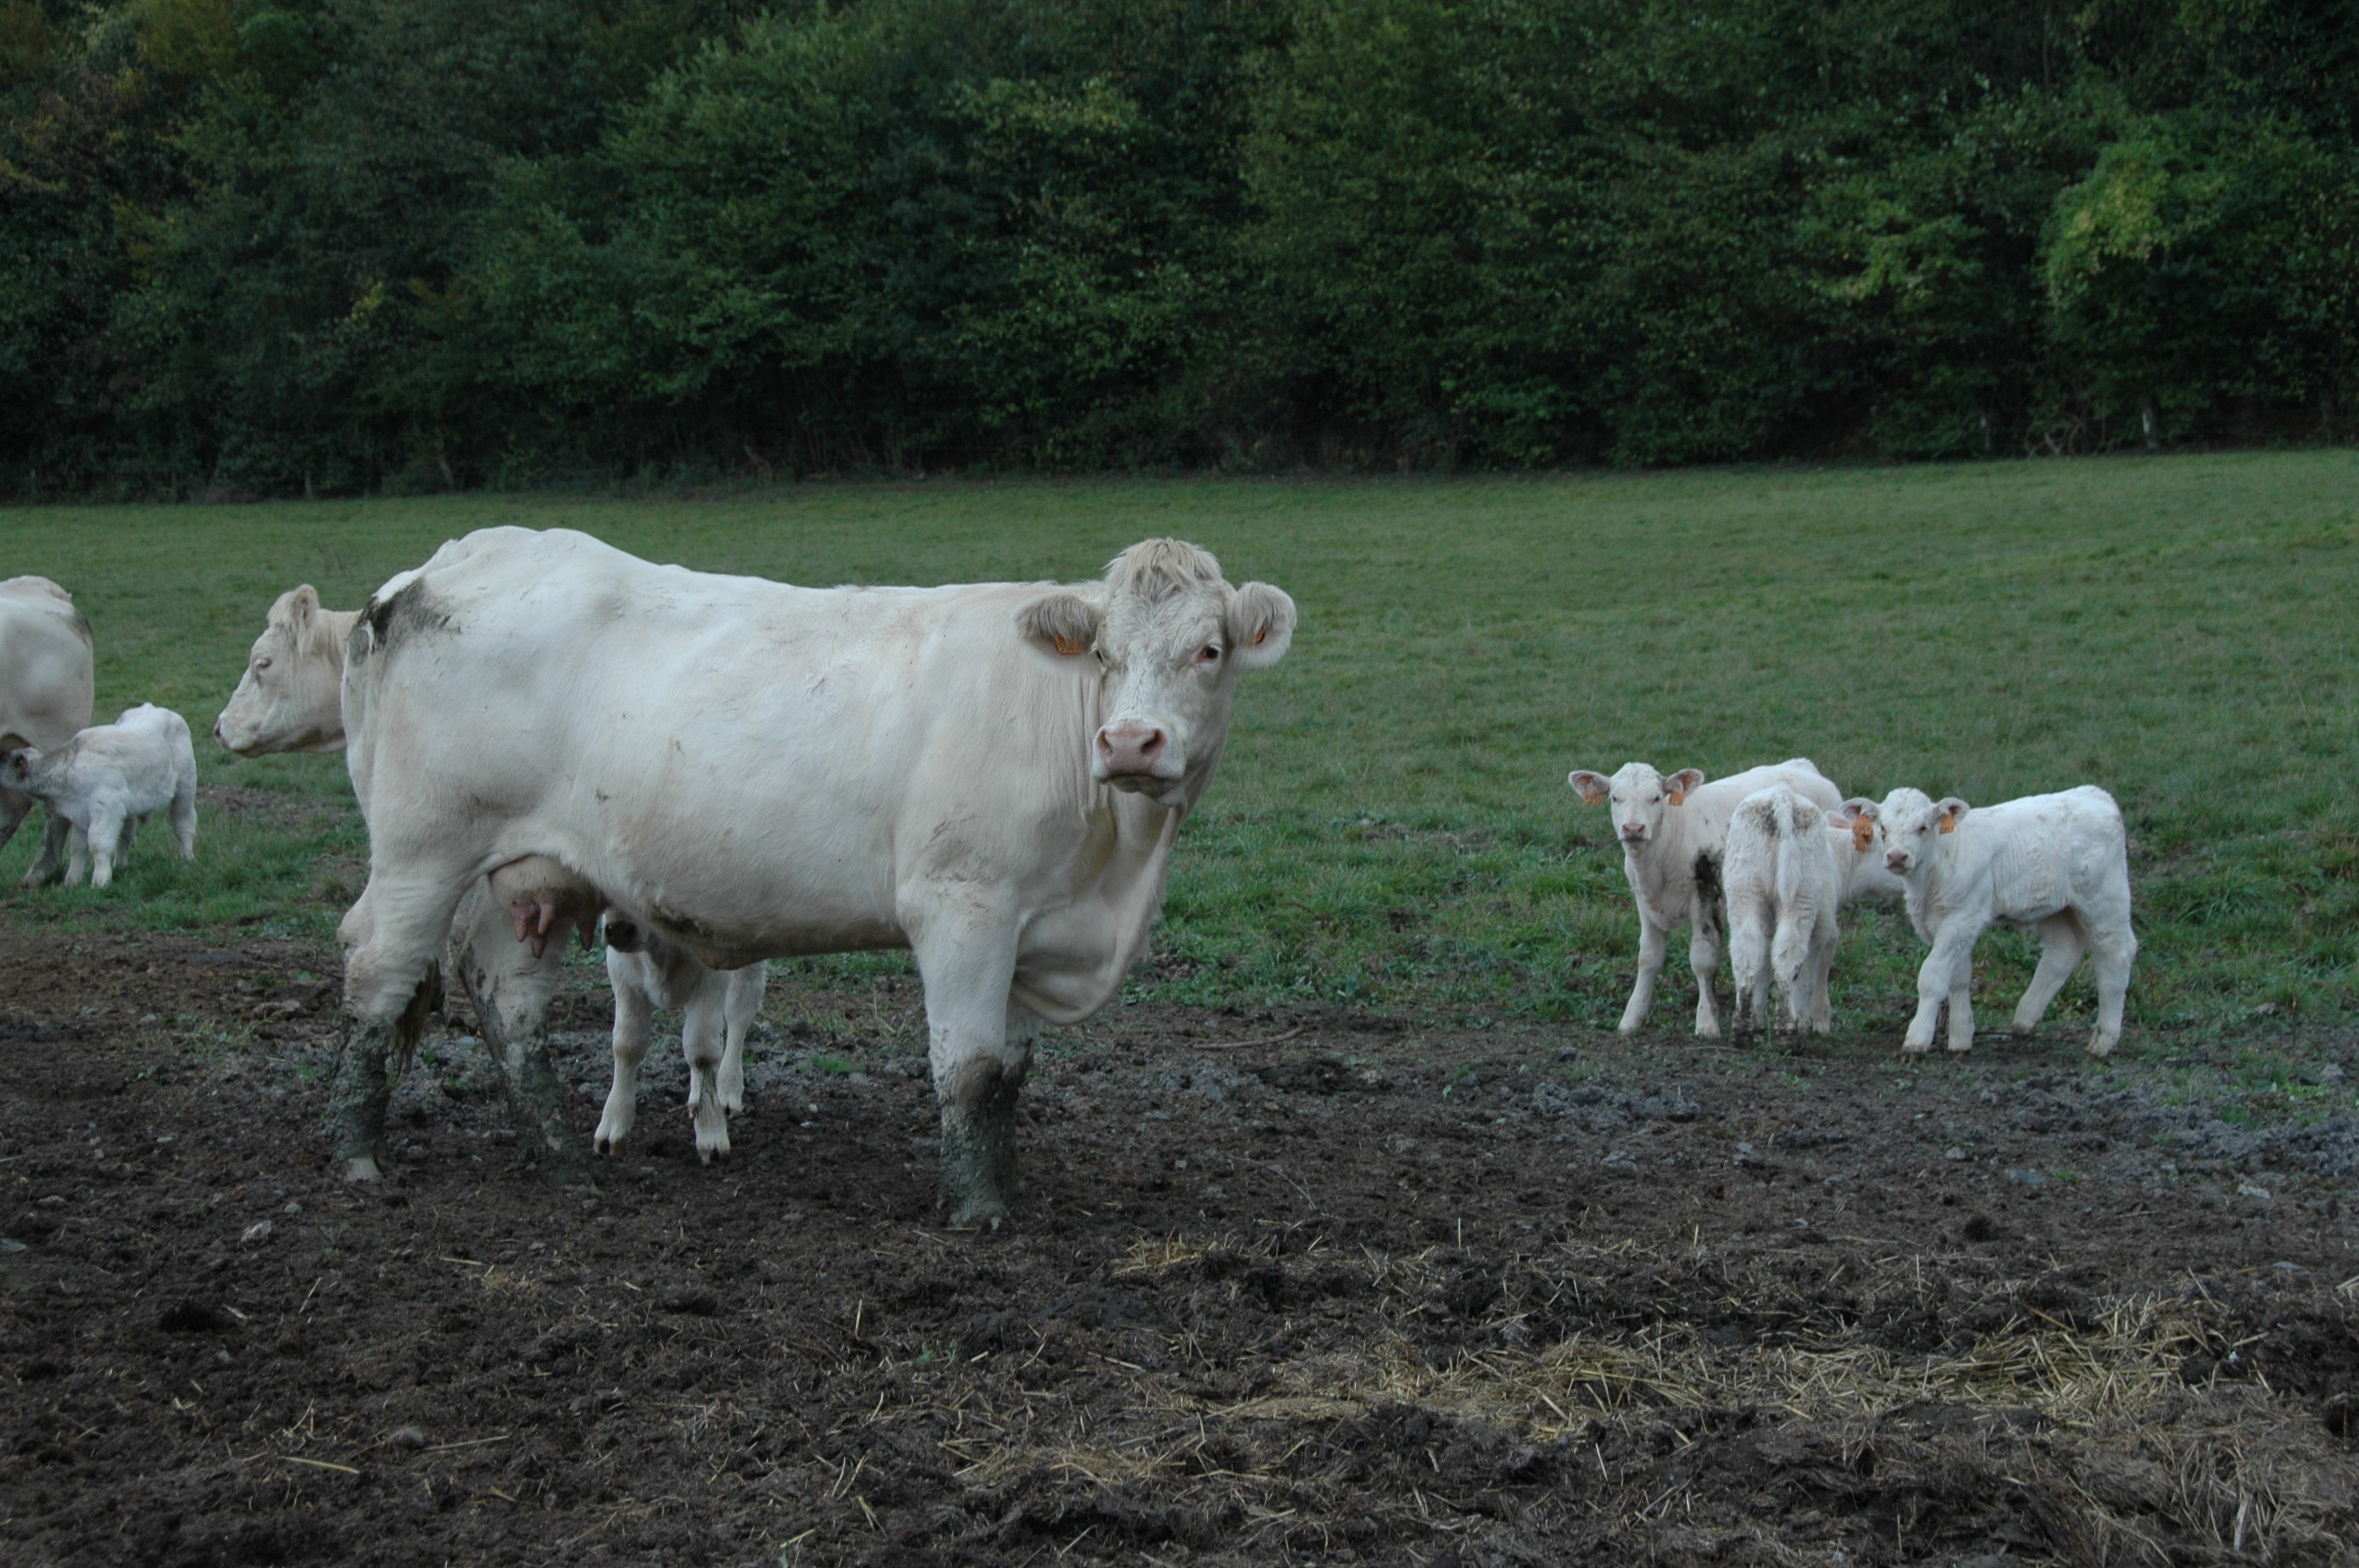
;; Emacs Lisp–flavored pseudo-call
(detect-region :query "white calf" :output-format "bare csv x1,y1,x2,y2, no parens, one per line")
596,917,769,1163
1726,790,1910,1037
1567,758,1841,1037
0,704,195,887
1856,785,2136,1056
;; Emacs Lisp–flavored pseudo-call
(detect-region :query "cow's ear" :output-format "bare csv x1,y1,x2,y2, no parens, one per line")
1567,769,1611,805
1666,768,1707,806
1227,582,1296,670
1936,797,1970,834
1016,591,1103,660
271,583,320,636
0,731,28,757
1832,797,1877,852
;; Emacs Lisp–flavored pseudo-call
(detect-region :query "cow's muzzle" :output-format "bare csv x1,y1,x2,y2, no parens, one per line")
1093,722,1180,787
1619,822,1648,843
1885,851,1910,873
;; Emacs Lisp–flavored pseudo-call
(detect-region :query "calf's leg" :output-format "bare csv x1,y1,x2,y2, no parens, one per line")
85,806,125,887
1618,910,1669,1035
1688,916,1724,1039
2012,913,2089,1037
597,952,653,1153
2087,917,2137,1058
718,962,767,1116
682,987,730,1163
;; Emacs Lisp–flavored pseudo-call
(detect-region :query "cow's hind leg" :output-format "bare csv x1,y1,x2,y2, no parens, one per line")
171,773,198,858
333,874,467,1181
2012,913,2088,1039
451,884,588,1185
718,962,766,1116
913,916,1026,1229
2087,917,2137,1058
1689,917,1724,1040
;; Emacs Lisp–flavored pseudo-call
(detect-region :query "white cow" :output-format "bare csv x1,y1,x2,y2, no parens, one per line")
332,528,1296,1225
1,575,96,885
1567,759,1842,1037
217,584,766,1167
1852,785,2136,1056
0,703,197,887
1723,788,1893,1037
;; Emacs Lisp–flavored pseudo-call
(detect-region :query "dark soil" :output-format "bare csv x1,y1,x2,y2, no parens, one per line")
5,924,2358,1566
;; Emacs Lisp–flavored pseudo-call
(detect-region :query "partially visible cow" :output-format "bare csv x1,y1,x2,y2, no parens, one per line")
214,585,361,757
0,703,197,887
332,528,1295,1225
1852,785,2136,1056
1723,789,1895,1038
599,915,767,1162
1,575,96,885
1566,759,1841,1037
216,585,766,1173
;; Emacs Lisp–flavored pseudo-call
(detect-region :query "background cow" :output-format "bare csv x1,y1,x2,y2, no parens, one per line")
333,528,1296,1225
1,703,197,887
1567,758,1841,1037
1,575,96,885
1857,785,2137,1056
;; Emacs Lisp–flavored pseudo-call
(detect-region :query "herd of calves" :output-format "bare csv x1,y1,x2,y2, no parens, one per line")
3,557,2138,1171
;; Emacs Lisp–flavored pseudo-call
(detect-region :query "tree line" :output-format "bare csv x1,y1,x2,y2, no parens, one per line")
4,0,2354,496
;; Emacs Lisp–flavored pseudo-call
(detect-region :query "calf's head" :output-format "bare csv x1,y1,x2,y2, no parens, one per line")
215,584,346,756
1870,787,1969,876
1017,539,1296,808
0,738,35,792
1568,761,1706,848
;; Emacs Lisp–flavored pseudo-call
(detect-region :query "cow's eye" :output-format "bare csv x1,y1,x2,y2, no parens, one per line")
1198,644,1221,664
254,657,272,671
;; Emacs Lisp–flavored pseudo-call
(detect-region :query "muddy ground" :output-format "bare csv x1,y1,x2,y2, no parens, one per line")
5,924,2358,1567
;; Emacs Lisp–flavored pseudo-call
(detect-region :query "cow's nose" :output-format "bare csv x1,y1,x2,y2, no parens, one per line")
1096,723,1169,775
1619,823,1646,840
1885,851,1907,871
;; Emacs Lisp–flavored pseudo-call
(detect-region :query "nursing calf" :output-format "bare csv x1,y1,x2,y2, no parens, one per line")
1567,759,1841,1037
599,917,768,1162
1,703,196,887
1856,786,2135,1056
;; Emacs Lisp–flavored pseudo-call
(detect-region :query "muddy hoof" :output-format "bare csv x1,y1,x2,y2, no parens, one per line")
340,1154,383,1183
943,1192,1011,1231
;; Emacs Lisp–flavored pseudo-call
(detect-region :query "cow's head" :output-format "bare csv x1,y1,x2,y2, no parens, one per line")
1568,761,1704,848
1016,539,1296,808
215,585,346,756
1870,787,1968,877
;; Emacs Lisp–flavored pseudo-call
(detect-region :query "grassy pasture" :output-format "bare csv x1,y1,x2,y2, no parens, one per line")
2,451,2354,1044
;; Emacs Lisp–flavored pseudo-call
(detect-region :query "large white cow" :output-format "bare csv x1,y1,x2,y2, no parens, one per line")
1,575,96,885
216,583,765,1171
1854,785,2137,1056
332,528,1296,1225
1565,759,1841,1037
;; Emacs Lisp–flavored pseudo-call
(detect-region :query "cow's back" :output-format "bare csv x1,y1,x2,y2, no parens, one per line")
343,528,1107,962
0,576,95,750
1966,787,2126,918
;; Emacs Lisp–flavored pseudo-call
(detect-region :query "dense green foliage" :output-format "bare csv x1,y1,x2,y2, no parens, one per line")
4,0,2354,493
4,452,2355,1047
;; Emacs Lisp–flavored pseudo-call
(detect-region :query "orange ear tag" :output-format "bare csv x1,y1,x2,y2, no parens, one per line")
1052,634,1089,656
1667,789,1687,807
1937,813,1957,834
1252,626,1267,645
1851,819,1874,853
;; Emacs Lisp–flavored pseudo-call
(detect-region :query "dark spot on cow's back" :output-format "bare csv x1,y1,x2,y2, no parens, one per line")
357,580,453,662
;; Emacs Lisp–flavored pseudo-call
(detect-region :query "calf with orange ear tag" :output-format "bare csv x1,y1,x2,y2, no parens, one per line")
1565,757,1844,1038
1866,785,2137,1058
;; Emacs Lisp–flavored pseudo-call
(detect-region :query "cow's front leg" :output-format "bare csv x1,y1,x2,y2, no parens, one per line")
333,874,465,1180
452,884,589,1185
1903,920,1982,1054
1619,912,1669,1034
912,916,1026,1229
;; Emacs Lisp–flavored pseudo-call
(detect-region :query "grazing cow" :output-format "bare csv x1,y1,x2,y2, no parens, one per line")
1852,786,2136,1056
332,528,1296,1225
599,916,768,1162
0,703,197,887
1723,789,1896,1038
1,575,96,885
216,585,765,1171
1566,759,1841,1037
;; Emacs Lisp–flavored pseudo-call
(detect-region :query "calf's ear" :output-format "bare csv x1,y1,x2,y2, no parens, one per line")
1016,591,1104,660
1936,797,1970,834
1666,768,1707,805
1227,582,1296,670
1832,797,1877,853
0,731,27,754
1567,769,1611,805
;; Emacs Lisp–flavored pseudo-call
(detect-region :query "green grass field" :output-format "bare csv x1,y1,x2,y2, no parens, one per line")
4,451,2355,1045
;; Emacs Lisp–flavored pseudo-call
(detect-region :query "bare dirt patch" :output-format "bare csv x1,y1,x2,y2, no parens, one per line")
5,924,2357,1566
